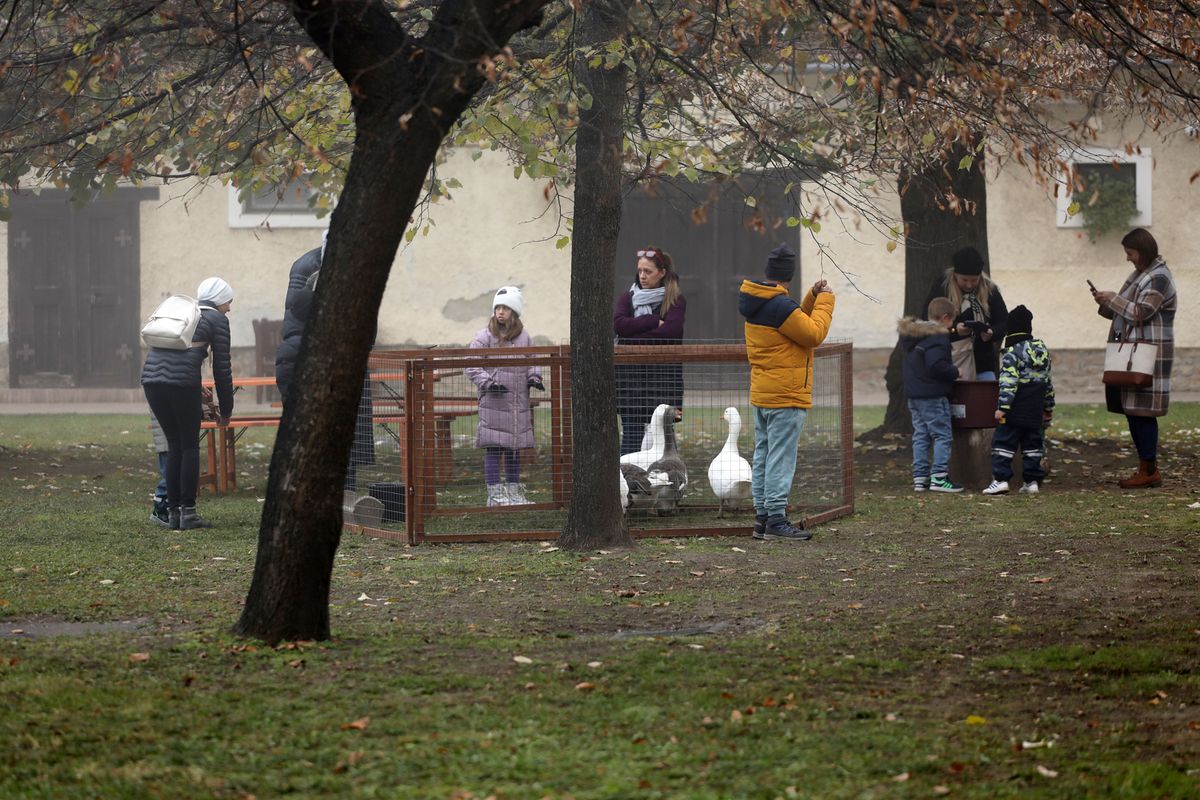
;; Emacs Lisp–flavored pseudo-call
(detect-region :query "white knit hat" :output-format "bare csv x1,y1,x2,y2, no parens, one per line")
196,277,235,306
492,286,524,317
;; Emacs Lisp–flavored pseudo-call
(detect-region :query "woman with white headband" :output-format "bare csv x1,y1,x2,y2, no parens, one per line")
141,277,235,530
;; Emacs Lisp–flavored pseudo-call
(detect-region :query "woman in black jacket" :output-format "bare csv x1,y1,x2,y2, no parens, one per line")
142,277,235,530
923,246,1009,380
273,256,375,496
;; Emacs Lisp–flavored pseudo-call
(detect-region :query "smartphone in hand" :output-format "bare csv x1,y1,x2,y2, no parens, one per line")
1087,279,1097,293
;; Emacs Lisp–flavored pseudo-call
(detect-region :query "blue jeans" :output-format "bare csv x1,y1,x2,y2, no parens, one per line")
751,406,807,518
155,451,168,503
908,397,953,479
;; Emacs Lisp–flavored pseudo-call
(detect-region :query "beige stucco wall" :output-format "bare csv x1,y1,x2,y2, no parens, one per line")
138,147,569,350
796,186,906,348
3,123,1195,390
801,125,1198,350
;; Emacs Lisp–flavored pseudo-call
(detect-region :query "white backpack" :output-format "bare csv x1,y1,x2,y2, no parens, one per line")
141,294,210,350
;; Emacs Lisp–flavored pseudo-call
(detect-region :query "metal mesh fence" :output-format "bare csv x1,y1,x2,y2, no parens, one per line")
345,341,853,543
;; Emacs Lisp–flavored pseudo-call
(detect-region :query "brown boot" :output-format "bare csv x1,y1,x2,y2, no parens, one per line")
1119,459,1162,488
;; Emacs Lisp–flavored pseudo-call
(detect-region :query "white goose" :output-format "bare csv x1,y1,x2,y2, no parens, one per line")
618,468,629,513
619,403,670,471
707,407,752,515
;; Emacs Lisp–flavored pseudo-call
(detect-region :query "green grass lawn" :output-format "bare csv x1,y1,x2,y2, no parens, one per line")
1,407,1197,799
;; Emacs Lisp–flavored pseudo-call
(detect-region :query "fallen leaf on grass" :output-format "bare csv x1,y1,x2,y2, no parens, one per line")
964,715,987,725
893,772,909,782
574,682,596,692
340,717,370,731
690,571,705,577
847,603,863,609
1021,740,1053,749
128,652,150,663
513,655,533,664
1036,765,1058,778
1029,577,1052,584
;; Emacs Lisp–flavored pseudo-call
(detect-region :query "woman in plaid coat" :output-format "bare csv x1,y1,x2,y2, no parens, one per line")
1092,228,1177,488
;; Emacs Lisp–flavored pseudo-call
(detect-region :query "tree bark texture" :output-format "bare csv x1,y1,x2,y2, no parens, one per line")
235,0,551,644
876,144,989,436
559,0,635,551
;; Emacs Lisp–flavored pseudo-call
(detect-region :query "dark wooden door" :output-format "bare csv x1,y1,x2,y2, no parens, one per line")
8,189,155,388
615,176,798,341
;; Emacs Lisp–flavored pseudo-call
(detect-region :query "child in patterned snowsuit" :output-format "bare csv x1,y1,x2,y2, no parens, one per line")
983,305,1055,495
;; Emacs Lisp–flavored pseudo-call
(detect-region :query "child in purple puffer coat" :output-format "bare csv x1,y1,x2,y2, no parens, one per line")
466,286,544,506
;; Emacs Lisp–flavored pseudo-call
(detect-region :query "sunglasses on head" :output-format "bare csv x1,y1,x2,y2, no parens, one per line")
637,249,665,266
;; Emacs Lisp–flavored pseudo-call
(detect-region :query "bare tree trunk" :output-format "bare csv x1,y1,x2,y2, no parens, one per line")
235,0,551,644
868,144,989,438
559,0,635,551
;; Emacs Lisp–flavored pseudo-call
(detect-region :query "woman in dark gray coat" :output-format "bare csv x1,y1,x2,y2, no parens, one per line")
141,277,235,530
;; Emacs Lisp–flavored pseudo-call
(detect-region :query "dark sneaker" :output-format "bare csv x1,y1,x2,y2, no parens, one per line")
179,507,213,530
150,501,170,527
929,475,964,493
761,516,813,541
751,514,768,540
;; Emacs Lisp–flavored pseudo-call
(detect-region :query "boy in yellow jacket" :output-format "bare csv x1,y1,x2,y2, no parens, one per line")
738,244,835,540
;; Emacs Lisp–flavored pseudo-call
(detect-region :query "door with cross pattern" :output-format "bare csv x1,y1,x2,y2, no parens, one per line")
8,188,156,388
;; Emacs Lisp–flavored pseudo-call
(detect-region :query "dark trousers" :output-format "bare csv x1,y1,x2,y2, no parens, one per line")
1126,415,1158,460
990,422,1046,483
143,384,202,508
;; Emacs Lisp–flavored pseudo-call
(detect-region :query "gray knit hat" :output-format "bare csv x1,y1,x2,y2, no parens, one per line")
765,243,796,282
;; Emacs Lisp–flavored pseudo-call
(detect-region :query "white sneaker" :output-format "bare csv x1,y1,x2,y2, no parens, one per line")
505,483,532,505
982,480,1010,495
913,478,929,492
1019,481,1039,494
486,484,508,507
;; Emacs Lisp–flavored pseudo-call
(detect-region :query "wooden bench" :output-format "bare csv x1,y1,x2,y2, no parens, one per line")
199,414,282,494
197,408,479,494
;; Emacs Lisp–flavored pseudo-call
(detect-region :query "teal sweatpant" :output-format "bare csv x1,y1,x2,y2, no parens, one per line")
751,406,807,518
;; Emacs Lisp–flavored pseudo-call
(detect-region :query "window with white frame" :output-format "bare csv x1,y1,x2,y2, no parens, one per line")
1056,147,1152,229
227,177,329,229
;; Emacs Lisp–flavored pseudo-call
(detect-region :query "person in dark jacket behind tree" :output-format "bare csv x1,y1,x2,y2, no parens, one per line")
613,246,686,455
273,239,375,500
274,241,322,405
141,277,235,530
899,296,963,494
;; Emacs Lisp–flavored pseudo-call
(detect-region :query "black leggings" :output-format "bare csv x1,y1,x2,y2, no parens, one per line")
1126,414,1159,460
143,383,202,508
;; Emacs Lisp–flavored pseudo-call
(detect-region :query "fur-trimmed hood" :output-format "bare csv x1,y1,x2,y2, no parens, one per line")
898,317,950,342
